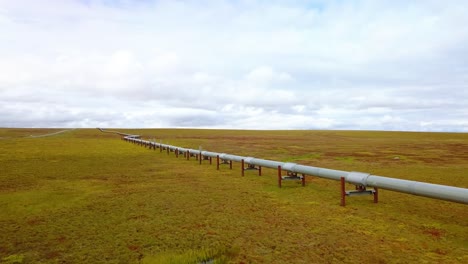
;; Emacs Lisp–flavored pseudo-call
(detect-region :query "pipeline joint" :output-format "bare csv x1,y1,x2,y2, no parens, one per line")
346,172,371,186
282,162,298,172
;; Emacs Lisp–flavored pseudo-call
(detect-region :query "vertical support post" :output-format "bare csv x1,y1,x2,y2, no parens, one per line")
258,166,262,176
241,159,245,176
216,155,220,170
278,166,282,188
196,154,198,161
199,152,202,165
229,160,232,170
209,157,212,165
302,174,306,187
340,177,346,206
160,144,162,153
175,148,179,158
187,151,190,160
374,187,379,203
167,147,169,155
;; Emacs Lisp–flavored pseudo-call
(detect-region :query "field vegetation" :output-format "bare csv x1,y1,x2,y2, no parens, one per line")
0,128,467,263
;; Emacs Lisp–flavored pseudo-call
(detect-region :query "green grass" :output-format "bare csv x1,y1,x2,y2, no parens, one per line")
0,128,467,263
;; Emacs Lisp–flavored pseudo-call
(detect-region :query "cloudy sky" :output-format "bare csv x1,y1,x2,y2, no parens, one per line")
1,0,467,131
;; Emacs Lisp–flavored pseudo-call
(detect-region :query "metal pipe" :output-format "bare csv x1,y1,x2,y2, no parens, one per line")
106,130,468,205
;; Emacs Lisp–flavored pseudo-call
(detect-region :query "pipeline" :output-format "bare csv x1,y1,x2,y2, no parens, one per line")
101,129,468,205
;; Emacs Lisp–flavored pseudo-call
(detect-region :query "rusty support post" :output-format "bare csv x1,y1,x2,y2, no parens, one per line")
160,144,162,153
340,177,346,206
167,147,169,155
187,152,190,160
209,157,212,165
374,187,379,203
199,152,202,165
175,148,179,158
216,155,220,170
259,166,262,176
241,159,244,176
302,174,306,187
278,165,282,188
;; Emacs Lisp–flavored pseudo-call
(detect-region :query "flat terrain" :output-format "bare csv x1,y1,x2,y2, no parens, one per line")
0,128,467,263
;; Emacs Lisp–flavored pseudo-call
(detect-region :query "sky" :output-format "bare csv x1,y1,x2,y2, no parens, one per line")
1,0,468,131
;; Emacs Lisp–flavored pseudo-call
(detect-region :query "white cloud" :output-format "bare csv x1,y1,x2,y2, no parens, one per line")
0,0,467,131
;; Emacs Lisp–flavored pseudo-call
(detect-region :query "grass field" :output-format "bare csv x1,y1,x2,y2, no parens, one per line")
0,128,467,263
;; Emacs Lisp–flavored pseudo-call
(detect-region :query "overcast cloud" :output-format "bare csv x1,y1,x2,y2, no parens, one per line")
1,0,467,131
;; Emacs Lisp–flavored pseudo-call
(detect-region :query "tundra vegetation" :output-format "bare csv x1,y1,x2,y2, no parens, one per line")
0,128,467,263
